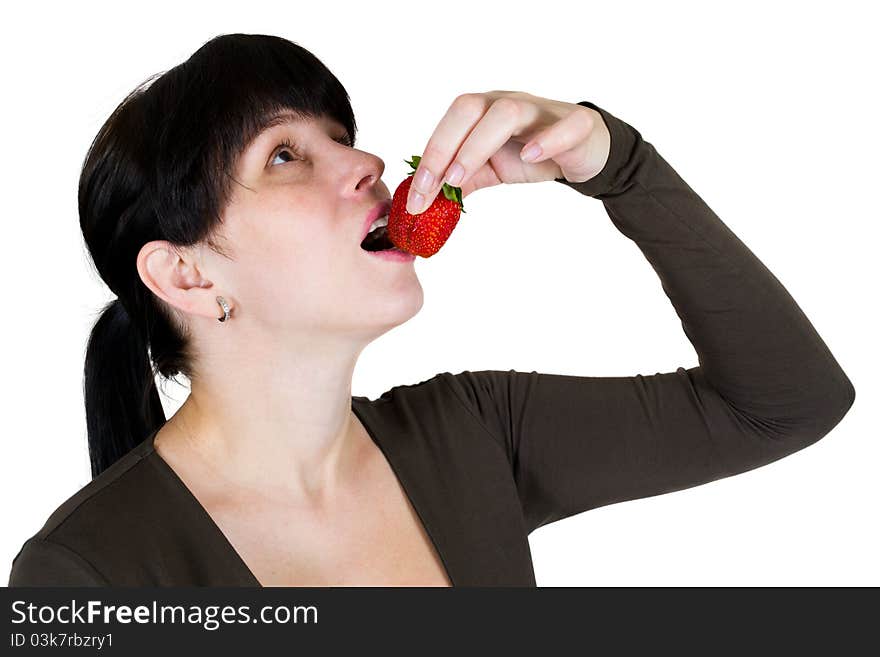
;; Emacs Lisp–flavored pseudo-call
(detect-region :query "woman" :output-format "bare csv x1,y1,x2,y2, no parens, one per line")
8,33,855,587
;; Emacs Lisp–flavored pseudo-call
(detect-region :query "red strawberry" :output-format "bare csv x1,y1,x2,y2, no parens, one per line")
387,155,466,258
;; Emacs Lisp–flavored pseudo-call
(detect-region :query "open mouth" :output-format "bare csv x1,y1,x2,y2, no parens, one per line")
360,224,396,251
360,214,408,253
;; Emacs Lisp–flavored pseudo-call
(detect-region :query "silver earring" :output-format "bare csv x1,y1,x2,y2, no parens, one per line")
216,296,230,322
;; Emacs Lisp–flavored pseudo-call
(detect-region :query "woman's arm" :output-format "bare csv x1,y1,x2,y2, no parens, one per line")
444,100,855,534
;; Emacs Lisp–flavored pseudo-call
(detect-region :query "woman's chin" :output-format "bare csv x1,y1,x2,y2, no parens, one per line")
368,280,424,329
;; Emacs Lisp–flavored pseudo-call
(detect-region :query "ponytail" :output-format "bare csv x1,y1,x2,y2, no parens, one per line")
83,298,165,478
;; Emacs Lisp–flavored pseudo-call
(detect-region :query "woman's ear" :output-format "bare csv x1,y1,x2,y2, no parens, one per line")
136,241,220,321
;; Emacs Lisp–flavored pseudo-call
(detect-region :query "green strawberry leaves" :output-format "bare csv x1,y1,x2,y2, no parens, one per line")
440,182,465,212
404,155,466,214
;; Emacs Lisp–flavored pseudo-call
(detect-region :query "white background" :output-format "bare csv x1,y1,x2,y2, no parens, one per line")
2,0,876,586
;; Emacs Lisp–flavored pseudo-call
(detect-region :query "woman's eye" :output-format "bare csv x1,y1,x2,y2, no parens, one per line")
270,135,352,167
271,148,298,166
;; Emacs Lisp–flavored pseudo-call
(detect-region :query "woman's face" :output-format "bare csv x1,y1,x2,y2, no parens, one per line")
214,112,423,341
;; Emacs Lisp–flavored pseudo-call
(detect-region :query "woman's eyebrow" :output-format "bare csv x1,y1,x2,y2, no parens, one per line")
258,111,348,138
259,111,304,133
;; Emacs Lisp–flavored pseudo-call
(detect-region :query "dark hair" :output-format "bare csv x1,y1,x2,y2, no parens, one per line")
80,33,357,478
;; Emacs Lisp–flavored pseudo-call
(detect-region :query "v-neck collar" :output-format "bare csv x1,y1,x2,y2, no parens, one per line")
144,396,455,587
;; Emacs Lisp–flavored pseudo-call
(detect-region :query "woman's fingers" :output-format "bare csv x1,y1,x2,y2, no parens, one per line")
403,91,600,213
519,105,603,181
406,94,486,214
458,158,504,199
406,94,534,214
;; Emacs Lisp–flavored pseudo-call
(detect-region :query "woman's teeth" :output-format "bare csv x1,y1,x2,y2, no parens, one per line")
361,221,397,252
368,213,389,235
361,213,396,251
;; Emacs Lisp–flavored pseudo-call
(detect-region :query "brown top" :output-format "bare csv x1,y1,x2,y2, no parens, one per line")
8,100,855,587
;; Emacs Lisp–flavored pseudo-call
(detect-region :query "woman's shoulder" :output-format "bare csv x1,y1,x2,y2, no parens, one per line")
29,435,158,542
8,435,163,586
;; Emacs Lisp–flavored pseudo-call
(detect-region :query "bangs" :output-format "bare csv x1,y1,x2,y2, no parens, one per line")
144,33,357,229
186,33,357,181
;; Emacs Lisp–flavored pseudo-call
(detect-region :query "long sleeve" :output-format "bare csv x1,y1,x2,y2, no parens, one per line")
8,538,109,586
444,100,856,534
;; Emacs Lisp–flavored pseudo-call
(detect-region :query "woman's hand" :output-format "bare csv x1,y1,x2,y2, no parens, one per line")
405,90,611,215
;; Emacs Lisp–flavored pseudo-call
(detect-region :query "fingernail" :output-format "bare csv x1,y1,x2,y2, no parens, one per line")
414,166,434,192
408,190,425,214
521,143,542,162
444,161,464,186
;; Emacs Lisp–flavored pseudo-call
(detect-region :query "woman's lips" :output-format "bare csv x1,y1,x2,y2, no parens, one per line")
361,199,393,242
364,247,416,262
